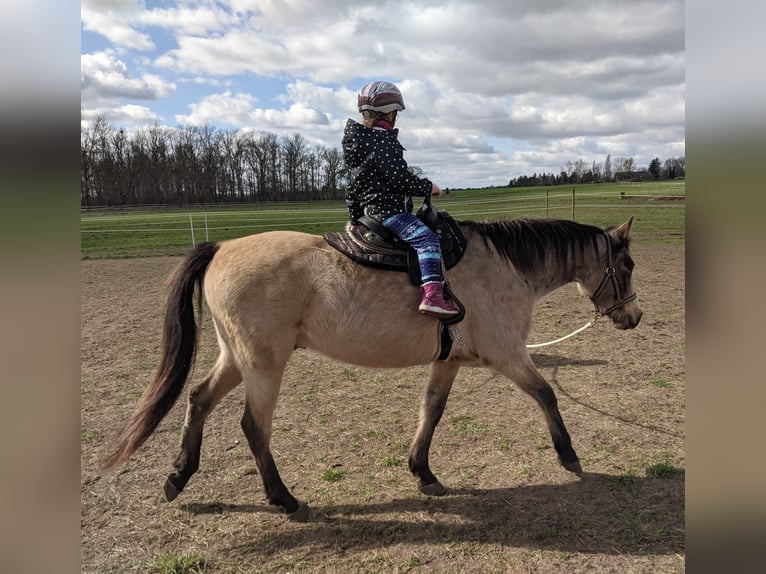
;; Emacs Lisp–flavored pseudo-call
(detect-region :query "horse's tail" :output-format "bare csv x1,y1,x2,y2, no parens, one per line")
100,242,220,471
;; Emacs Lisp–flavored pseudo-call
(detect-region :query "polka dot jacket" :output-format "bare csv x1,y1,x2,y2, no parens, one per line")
342,118,432,223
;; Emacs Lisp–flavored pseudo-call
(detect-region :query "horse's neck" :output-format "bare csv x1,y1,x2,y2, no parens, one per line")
525,240,601,299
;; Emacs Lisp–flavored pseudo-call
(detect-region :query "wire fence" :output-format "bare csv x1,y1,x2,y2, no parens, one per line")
81,188,685,258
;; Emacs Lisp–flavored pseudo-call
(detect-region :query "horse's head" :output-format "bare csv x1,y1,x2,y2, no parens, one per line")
579,217,643,330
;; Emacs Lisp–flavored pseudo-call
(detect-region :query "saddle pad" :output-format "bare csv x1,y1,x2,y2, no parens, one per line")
324,229,410,271
323,213,467,280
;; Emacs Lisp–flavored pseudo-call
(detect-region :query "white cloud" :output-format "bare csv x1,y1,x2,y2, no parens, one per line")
175,91,330,132
138,4,240,35
81,0,154,51
81,0,685,187
81,104,160,131
81,51,176,106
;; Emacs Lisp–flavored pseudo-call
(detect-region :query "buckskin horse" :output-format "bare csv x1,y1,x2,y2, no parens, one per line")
101,215,642,521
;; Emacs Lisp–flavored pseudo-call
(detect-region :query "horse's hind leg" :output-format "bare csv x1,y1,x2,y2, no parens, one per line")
164,354,241,501
409,361,460,496
239,366,306,520
500,355,581,474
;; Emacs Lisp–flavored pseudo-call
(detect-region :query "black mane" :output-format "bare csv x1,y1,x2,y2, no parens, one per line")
458,218,605,273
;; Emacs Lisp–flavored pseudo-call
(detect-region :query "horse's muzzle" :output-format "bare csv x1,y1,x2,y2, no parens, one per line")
612,307,642,330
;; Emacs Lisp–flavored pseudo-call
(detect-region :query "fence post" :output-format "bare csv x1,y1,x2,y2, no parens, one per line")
546,188,549,218
571,188,575,220
204,213,209,242
189,213,196,247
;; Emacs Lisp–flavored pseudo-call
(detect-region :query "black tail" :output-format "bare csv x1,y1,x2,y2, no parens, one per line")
101,242,220,470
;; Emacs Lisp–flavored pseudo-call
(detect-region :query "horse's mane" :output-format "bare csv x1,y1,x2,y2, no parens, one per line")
458,218,607,273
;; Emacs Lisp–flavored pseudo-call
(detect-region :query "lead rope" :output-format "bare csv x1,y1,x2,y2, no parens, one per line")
525,313,601,349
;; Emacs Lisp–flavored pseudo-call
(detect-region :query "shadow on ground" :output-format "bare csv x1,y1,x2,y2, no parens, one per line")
181,471,684,558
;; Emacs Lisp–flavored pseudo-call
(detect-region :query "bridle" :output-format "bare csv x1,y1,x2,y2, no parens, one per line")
526,231,638,349
589,232,637,317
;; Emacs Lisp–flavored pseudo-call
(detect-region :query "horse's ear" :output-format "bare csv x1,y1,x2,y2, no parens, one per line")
612,216,634,239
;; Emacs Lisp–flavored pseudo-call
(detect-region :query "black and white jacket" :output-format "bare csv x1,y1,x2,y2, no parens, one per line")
342,118,432,223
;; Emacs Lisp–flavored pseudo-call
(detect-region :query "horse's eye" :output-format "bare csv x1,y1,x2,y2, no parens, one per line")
624,256,634,271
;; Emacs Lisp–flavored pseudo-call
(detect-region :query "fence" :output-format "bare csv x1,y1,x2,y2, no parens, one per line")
81,188,685,258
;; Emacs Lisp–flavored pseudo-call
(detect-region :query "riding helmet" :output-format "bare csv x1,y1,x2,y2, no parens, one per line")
357,81,406,113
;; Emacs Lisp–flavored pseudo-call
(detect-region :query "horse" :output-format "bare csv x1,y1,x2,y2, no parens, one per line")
101,216,642,521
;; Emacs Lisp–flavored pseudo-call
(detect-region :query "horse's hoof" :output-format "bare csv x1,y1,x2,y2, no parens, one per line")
419,481,448,496
562,459,583,475
163,478,181,502
287,501,309,522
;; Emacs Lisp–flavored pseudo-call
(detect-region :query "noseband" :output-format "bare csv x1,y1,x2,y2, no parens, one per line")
590,232,637,316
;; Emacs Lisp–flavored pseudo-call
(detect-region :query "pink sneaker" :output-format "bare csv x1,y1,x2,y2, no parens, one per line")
418,282,460,318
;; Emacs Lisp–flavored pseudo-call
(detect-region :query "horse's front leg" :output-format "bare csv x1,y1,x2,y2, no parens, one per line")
498,354,582,474
409,361,461,496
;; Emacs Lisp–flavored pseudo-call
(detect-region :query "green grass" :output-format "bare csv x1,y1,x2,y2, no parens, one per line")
322,467,348,482
404,553,422,568
143,551,206,574
450,414,491,436
648,378,672,388
605,473,640,492
81,181,684,259
646,462,682,479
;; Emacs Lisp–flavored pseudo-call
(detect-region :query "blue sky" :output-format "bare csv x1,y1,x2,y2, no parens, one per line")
81,0,685,189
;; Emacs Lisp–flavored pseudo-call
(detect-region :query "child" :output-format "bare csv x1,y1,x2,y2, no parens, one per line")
342,80,459,319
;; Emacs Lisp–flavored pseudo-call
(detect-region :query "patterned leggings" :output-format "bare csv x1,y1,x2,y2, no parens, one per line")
382,212,443,284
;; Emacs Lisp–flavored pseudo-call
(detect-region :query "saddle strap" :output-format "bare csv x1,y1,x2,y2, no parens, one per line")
357,215,401,245
438,324,453,360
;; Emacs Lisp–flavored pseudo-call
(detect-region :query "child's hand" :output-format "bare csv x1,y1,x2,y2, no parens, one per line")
431,182,443,198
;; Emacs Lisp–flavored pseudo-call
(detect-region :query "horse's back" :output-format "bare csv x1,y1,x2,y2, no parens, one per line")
203,230,441,368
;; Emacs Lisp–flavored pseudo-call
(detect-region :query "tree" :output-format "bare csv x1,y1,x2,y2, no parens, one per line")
408,165,426,178
603,154,612,182
648,157,662,179
281,133,307,198
613,156,635,174
320,147,343,199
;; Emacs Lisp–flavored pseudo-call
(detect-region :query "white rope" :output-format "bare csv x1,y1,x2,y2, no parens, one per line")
525,316,600,349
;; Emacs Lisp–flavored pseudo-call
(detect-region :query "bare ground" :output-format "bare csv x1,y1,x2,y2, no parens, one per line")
81,241,685,573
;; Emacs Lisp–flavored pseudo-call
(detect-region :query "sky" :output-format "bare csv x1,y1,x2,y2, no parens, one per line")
80,0,685,189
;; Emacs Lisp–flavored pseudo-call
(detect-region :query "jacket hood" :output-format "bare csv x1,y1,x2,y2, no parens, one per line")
342,118,400,168
341,119,370,168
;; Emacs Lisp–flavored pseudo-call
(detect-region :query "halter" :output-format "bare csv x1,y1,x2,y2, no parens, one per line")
525,230,637,349
590,232,637,316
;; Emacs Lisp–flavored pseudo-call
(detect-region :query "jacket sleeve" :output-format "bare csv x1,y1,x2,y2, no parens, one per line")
375,137,432,198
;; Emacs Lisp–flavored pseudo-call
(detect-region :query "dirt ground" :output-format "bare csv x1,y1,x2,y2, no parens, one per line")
81,241,685,573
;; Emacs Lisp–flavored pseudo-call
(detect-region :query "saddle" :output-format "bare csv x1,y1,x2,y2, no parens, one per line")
323,203,467,288
324,203,467,360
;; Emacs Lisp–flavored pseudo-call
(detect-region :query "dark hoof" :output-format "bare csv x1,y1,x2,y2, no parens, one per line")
419,481,448,496
287,501,309,522
562,459,583,475
163,478,181,502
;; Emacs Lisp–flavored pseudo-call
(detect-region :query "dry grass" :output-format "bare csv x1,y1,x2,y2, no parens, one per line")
81,242,684,573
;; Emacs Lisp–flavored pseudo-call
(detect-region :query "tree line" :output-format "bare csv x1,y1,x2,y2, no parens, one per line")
81,116,347,207
81,117,686,207
507,154,685,188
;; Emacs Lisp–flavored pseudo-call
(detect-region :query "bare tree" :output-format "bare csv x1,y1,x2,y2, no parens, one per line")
281,133,308,199
80,119,348,206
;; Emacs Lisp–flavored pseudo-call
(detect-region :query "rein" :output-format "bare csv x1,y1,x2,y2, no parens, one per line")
525,232,635,349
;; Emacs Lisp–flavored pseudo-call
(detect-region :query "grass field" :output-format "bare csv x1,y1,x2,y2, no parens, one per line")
81,181,685,258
